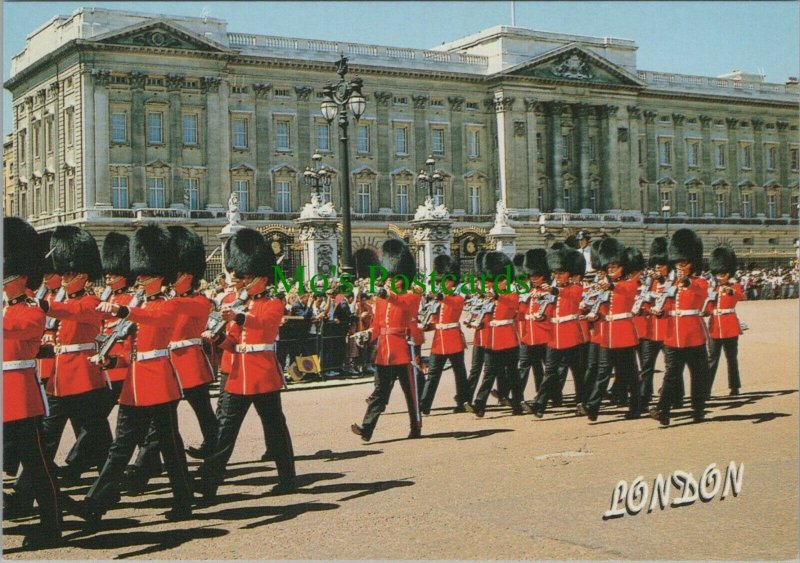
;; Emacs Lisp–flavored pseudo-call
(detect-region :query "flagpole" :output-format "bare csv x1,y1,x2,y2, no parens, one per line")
511,1,516,26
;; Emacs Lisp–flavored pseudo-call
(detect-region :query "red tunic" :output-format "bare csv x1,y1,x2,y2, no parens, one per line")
664,277,709,348
115,297,184,406
598,279,639,349
100,291,134,383
220,296,284,395
645,278,669,342
370,292,420,366
4,299,48,422
545,283,584,350
518,292,552,346
46,293,107,397
218,290,238,375
430,294,466,355
706,282,744,339
485,288,519,352
169,293,215,390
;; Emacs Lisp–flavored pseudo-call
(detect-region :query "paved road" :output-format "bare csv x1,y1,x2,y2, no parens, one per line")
3,299,798,560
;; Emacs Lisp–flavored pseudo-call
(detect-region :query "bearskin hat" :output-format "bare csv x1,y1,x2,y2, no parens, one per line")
589,239,603,271
523,248,550,278
168,226,206,287
101,232,131,281
4,217,41,287
565,249,586,277
668,228,703,273
648,236,669,267
473,250,487,277
379,238,416,279
225,228,275,280
710,245,737,276
624,246,646,275
512,253,525,278
37,231,56,276
50,226,102,280
483,251,512,278
131,223,178,283
546,244,570,272
597,237,627,270
433,253,459,279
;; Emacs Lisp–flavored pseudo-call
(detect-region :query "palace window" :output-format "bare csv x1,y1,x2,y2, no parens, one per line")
111,113,127,144
45,177,55,212
467,129,480,158
563,187,571,212
687,192,699,217
741,143,752,169
111,176,128,209
183,178,199,210
275,120,290,151
687,141,700,168
766,145,777,170
741,193,752,218
320,183,332,205
431,127,445,156
590,187,599,213
316,123,330,152
235,180,251,212
275,181,291,212
714,143,726,168
65,109,74,147
561,134,572,161
33,123,40,158
147,112,163,145
232,118,248,149
715,192,726,218
660,190,672,216
19,130,26,163
45,119,53,154
767,194,778,218
791,148,799,171
357,182,371,213
536,132,544,161
468,185,480,215
396,184,409,214
183,114,198,146
658,139,671,165
433,183,444,207
147,177,165,208
357,125,370,153
394,126,409,155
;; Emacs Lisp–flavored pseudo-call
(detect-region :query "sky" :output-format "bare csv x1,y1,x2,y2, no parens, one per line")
2,1,798,136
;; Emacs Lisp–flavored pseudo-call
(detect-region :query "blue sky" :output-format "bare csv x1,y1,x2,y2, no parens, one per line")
3,1,798,135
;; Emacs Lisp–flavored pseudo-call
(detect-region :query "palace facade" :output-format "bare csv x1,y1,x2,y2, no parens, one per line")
4,7,799,272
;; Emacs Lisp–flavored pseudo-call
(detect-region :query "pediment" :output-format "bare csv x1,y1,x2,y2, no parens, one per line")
92,20,227,53
500,44,643,87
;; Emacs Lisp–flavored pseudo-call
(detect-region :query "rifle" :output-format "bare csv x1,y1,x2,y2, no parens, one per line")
417,294,440,329
465,296,495,329
532,291,556,320
206,289,249,339
95,289,146,360
631,273,654,315
348,328,372,347
650,272,678,315
701,278,719,316
44,288,66,331
99,286,113,302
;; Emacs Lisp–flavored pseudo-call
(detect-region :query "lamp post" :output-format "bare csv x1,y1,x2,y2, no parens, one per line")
662,204,672,237
416,154,444,206
303,150,332,203
320,54,367,276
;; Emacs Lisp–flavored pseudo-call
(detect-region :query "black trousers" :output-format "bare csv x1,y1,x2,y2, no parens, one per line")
15,387,113,500
587,346,639,415
580,343,600,406
556,342,589,404
361,364,421,438
707,337,741,395
518,343,547,399
466,345,485,401
3,417,63,537
201,391,295,488
134,383,219,470
534,345,584,413
657,345,708,415
87,402,192,513
420,352,469,412
638,339,663,406
66,380,124,469
473,347,521,411
217,372,271,454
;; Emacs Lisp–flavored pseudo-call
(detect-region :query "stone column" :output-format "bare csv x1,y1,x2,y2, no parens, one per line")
412,94,429,210
202,76,225,210
49,81,61,212
411,218,452,275
487,200,516,257
699,114,713,184
575,103,591,213
672,113,687,215
752,117,765,187
296,85,314,211
448,96,465,211
254,83,272,211
776,120,790,189
600,104,620,211
492,93,515,208
298,214,339,279
626,105,642,212
545,101,564,211
523,97,538,212
167,74,183,208
643,110,659,210
374,91,392,211
81,72,97,208
129,71,146,207
725,117,745,214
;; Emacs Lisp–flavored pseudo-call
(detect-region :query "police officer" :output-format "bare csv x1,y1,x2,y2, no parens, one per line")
352,239,424,440
3,217,64,549
649,229,710,426
71,224,194,524
198,228,296,501
705,245,745,397
419,254,469,414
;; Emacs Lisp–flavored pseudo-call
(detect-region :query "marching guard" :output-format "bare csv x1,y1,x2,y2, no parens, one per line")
3,217,63,549
705,245,744,397
517,249,552,408
198,228,296,500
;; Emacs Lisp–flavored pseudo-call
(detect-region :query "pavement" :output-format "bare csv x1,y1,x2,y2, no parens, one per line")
3,299,798,560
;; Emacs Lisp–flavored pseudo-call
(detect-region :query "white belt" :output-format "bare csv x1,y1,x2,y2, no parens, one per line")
524,314,544,321
434,322,460,330
606,312,634,321
236,343,275,353
3,360,37,370
713,308,736,315
54,342,95,354
551,314,579,324
169,338,203,351
489,319,515,327
669,309,701,317
135,349,170,361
